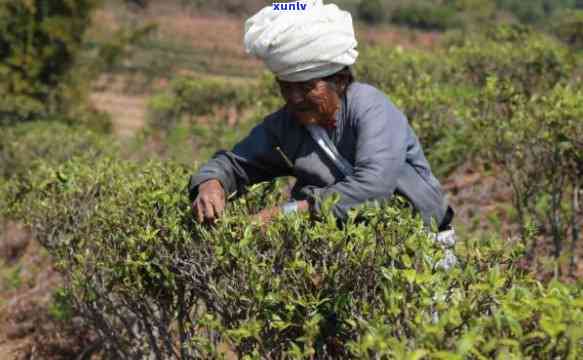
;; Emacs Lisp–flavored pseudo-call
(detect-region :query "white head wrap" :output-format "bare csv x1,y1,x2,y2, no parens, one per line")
244,0,358,82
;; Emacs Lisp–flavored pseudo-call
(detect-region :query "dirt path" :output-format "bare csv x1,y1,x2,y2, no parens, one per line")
0,342,22,359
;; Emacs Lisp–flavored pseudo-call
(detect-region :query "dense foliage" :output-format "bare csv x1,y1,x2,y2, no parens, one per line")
355,27,581,261
357,0,385,24
148,77,255,131
3,155,582,358
553,10,583,50
355,46,473,176
1,2,582,357
0,121,115,181
371,0,582,29
144,72,282,164
495,0,580,24
143,25,581,262
472,80,583,259
0,0,100,123
448,27,574,93
391,2,461,31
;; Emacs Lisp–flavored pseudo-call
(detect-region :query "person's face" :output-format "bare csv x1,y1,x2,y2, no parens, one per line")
277,78,342,128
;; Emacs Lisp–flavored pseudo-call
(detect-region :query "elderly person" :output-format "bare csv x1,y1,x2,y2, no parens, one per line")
189,0,454,232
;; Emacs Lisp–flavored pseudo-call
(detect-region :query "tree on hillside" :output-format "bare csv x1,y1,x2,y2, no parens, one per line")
126,0,149,10
0,0,99,123
358,0,385,24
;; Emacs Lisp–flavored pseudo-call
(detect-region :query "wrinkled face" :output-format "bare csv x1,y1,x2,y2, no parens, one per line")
277,78,342,128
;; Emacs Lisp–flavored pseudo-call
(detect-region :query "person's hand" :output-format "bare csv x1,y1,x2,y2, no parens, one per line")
251,207,281,227
192,179,225,224
251,201,310,227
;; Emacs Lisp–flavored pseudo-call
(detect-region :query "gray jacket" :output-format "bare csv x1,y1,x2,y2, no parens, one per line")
189,82,451,227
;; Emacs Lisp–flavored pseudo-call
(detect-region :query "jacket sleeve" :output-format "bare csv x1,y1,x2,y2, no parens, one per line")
188,120,292,201
301,91,408,220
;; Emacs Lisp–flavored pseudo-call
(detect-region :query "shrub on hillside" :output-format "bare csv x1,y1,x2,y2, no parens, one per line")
144,73,281,165
355,46,445,93
390,3,462,31
148,76,256,131
181,0,266,16
390,80,476,177
0,121,115,181
356,46,473,176
495,0,578,24
357,26,581,267
4,156,583,358
448,26,574,95
357,0,386,24
553,10,583,50
0,0,100,123
447,0,497,26
471,78,583,263
250,71,286,113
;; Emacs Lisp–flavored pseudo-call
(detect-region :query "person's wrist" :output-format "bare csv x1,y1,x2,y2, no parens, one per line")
201,178,222,188
199,179,224,194
280,200,310,215
297,200,310,212
281,201,299,215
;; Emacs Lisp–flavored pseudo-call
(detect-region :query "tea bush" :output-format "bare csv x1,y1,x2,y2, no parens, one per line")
4,155,582,358
357,0,385,24
0,121,115,181
390,2,462,31
448,26,574,95
552,10,583,50
495,0,579,24
0,0,100,123
446,0,497,27
148,76,256,131
442,26,581,261
355,46,446,94
471,78,583,260
144,72,282,165
181,0,267,16
356,46,475,176
391,81,476,177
